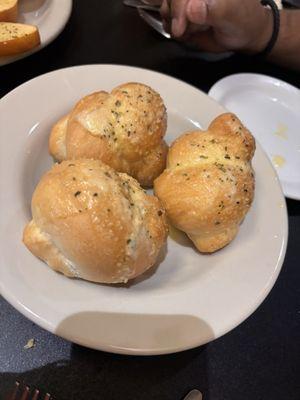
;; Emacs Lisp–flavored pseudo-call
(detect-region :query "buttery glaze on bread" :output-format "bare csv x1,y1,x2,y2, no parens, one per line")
154,113,255,253
0,22,40,56
23,160,168,283
0,0,18,22
49,83,168,188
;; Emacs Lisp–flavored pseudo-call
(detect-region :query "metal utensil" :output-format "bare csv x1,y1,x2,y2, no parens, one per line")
138,8,171,38
183,389,203,400
123,0,160,12
7,382,52,400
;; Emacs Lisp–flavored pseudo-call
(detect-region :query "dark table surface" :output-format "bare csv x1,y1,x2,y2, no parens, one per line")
0,1,300,399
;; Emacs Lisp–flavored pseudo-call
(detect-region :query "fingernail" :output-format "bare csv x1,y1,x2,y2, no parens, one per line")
187,0,207,24
171,17,185,37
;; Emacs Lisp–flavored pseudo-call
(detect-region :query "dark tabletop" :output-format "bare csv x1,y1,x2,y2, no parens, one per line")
0,1,300,399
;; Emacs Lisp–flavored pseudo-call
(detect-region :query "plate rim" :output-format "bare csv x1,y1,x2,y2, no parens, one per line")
0,65,289,355
208,72,300,201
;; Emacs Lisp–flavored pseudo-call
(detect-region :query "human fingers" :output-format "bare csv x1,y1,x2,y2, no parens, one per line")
186,0,209,25
170,0,191,37
160,0,191,37
160,0,171,32
184,28,228,52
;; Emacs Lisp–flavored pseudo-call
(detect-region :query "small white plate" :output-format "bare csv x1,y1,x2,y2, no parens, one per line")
0,0,72,66
0,65,288,355
209,73,300,200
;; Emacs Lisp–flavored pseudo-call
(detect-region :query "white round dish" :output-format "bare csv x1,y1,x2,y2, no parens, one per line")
209,73,300,200
0,65,288,355
0,0,72,66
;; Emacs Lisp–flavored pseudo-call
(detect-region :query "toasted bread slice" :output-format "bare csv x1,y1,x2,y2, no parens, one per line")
0,0,18,22
0,22,40,56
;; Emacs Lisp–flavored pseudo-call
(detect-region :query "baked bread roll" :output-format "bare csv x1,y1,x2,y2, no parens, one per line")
49,83,168,188
154,113,255,253
23,159,168,283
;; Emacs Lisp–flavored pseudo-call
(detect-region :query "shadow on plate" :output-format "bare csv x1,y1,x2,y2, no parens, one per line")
55,311,215,356
19,0,48,13
168,223,194,248
0,296,211,399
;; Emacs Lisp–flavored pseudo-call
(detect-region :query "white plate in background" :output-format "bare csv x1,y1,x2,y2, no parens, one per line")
209,73,300,200
0,65,288,355
0,0,72,66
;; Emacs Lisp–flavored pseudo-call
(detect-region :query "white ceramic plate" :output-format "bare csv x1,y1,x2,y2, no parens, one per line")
209,73,300,200
0,65,288,355
0,0,72,66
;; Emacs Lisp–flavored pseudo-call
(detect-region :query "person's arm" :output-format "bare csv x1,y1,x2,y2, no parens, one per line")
149,0,300,70
265,10,300,69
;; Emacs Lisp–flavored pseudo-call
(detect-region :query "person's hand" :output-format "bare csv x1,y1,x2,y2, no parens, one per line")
154,0,274,54
144,0,300,70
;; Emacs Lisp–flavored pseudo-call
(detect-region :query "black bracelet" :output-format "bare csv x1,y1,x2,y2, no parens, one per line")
257,0,280,57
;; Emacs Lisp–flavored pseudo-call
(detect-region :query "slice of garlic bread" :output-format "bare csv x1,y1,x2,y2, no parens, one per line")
0,0,18,22
0,22,40,56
